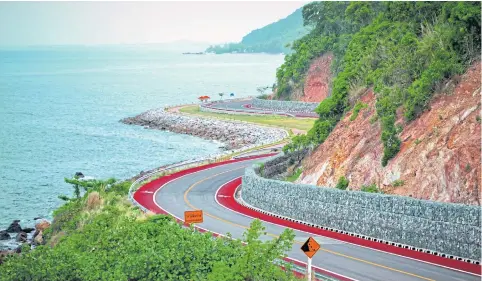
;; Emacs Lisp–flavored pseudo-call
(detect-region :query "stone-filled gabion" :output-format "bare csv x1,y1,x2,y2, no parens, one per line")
252,98,319,113
261,149,309,178
242,161,482,260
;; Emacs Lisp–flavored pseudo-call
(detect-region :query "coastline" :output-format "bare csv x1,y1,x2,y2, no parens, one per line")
120,107,287,150
1,105,288,254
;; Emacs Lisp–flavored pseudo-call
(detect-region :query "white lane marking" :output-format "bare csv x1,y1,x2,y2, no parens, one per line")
214,177,481,277
148,157,353,281
212,177,357,281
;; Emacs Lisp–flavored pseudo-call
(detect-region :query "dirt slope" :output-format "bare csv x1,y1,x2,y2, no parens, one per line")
300,62,481,205
289,54,333,103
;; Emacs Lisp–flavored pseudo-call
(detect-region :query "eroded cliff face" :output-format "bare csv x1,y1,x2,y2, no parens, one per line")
300,62,481,205
288,54,333,103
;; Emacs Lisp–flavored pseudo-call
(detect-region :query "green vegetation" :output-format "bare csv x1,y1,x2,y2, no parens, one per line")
179,105,315,132
465,163,472,172
361,183,381,193
206,8,309,54
335,176,349,190
349,102,368,121
392,179,405,187
258,162,265,177
285,168,302,182
279,2,481,166
282,134,311,153
0,177,298,281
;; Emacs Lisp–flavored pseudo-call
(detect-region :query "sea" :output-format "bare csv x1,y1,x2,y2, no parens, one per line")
0,45,284,230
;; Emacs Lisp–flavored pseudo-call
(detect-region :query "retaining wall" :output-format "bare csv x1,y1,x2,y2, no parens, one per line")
200,104,294,117
252,98,319,113
242,163,481,260
261,149,308,178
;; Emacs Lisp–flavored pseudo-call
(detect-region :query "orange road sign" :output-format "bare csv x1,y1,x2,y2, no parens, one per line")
184,210,203,224
301,237,320,258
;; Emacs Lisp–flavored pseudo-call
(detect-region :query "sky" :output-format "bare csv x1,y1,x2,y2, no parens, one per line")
0,1,307,47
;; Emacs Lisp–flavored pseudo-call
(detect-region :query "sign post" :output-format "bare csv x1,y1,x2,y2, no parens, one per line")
301,237,320,281
307,255,312,281
184,210,203,224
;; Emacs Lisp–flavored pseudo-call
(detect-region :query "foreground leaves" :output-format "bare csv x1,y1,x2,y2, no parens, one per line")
0,180,298,281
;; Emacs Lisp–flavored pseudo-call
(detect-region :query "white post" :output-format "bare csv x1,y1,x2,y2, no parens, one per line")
307,257,312,281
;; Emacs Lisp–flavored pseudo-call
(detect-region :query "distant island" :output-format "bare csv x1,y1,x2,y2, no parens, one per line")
205,8,310,55
182,52,204,55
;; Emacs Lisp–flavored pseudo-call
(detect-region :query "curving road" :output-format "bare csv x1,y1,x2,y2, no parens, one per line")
142,155,480,281
203,99,319,118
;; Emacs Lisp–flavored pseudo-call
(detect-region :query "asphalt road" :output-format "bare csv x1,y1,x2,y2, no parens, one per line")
154,157,479,281
205,99,319,118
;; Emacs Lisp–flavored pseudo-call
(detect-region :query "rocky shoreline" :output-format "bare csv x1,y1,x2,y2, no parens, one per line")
0,219,50,264
120,108,287,150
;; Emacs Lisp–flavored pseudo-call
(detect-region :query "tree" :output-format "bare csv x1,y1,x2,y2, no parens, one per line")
278,1,481,165
218,92,225,100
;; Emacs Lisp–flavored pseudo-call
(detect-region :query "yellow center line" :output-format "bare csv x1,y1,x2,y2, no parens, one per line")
182,166,434,281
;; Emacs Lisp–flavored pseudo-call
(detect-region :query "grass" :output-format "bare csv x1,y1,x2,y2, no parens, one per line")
285,168,302,182
179,105,315,132
350,102,368,121
361,183,381,193
392,179,405,187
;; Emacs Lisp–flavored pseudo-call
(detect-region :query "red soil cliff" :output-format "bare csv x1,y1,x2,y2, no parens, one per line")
300,62,481,205
288,54,333,103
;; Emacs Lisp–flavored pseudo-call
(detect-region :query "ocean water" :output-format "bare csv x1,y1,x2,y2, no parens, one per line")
0,45,284,229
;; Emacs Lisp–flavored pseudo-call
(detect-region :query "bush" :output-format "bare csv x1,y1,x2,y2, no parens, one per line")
361,183,380,193
335,176,349,190
392,179,405,187
275,1,481,165
0,200,297,281
350,102,368,121
86,192,102,210
286,168,303,182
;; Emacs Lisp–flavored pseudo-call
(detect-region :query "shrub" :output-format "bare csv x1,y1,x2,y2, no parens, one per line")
361,183,380,193
350,102,368,121
392,179,405,187
86,192,102,210
286,168,303,182
335,176,349,190
0,214,297,281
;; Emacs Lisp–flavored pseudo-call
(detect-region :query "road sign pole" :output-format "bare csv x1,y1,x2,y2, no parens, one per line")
301,236,319,281
307,257,312,281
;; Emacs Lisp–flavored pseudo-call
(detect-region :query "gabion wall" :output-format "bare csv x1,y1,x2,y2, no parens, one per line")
261,149,309,178
252,98,319,113
243,165,481,260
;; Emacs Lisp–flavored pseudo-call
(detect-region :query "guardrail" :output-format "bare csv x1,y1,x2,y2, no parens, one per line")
127,142,343,281
128,134,289,212
200,103,297,117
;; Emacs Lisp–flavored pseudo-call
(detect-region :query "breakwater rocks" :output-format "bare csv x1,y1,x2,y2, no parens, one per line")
121,108,287,150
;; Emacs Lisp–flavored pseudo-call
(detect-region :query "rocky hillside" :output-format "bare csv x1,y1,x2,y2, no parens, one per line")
300,62,481,205
289,54,333,102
